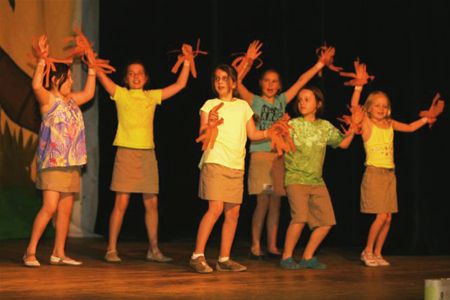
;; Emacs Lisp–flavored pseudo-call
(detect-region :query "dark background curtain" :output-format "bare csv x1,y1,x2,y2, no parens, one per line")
95,0,450,254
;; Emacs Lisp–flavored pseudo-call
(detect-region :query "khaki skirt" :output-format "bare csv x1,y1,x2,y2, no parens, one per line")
110,147,159,194
361,166,398,214
198,163,244,204
36,166,81,193
248,152,286,196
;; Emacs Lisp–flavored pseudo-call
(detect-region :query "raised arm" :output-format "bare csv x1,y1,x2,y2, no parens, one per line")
351,86,363,107
71,68,97,106
161,59,190,101
236,40,263,105
32,58,53,109
283,47,335,103
31,36,53,109
96,71,117,97
237,78,254,105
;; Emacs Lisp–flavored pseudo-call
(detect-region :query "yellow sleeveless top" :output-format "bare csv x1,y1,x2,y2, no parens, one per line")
364,124,395,169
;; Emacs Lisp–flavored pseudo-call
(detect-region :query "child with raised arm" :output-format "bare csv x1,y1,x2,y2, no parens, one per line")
236,41,336,259
190,64,277,273
280,86,355,270
349,73,436,266
96,50,191,263
24,35,96,267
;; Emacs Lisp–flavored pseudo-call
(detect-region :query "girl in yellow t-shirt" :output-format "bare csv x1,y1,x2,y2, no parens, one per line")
350,69,436,267
97,58,191,263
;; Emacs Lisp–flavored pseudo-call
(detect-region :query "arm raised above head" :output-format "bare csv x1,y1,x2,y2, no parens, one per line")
162,59,190,101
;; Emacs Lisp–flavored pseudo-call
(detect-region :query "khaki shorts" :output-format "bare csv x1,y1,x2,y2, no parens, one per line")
361,166,398,213
286,184,336,229
36,166,81,193
198,163,244,204
110,147,158,194
248,152,286,196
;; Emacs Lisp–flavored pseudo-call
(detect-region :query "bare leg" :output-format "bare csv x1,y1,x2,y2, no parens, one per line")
251,194,269,255
373,213,392,257
52,193,75,258
364,213,388,254
143,193,159,252
282,222,305,260
302,225,331,260
219,203,241,258
25,190,59,261
107,192,130,252
266,195,281,254
194,201,224,254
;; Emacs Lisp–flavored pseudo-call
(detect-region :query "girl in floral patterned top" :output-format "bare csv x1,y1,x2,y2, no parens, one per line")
23,36,96,267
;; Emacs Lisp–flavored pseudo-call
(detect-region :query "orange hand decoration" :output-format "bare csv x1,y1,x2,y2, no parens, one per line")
30,35,73,88
170,39,208,78
231,40,263,80
337,105,365,135
316,43,343,77
419,92,445,128
339,58,375,86
65,28,116,74
267,114,296,156
196,103,224,151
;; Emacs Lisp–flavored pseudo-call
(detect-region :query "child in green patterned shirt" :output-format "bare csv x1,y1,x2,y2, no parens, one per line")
280,86,355,270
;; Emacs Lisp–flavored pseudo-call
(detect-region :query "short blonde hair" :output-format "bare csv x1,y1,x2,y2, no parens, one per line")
364,90,391,119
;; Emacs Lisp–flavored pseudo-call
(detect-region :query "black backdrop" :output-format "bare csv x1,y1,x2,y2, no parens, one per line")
95,0,450,254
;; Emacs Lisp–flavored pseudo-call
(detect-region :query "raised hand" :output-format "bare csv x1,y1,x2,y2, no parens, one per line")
339,58,375,86
315,44,343,76
419,92,445,128
170,39,208,78
246,40,263,61
66,28,115,74
31,35,49,61
231,40,264,80
30,35,73,87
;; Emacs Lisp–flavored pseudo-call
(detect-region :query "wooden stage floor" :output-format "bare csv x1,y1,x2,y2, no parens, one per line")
1,238,449,299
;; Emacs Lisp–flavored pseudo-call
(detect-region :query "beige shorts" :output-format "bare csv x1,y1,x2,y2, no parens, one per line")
361,166,398,213
36,166,81,193
198,163,244,204
110,147,158,194
248,152,286,196
286,184,336,229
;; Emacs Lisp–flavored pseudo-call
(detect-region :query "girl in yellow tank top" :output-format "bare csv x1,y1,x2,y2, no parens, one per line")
348,69,437,267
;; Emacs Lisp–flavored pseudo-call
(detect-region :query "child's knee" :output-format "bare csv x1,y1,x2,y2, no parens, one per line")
376,213,389,223
225,209,240,222
320,225,332,232
42,204,57,217
385,213,392,225
207,206,223,219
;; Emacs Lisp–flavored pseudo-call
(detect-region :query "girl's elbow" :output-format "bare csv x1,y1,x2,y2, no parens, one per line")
339,140,352,149
179,80,188,90
32,83,42,91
